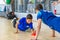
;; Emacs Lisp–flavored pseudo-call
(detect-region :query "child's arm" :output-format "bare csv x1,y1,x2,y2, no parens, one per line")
52,30,55,37
34,19,42,40
15,22,19,33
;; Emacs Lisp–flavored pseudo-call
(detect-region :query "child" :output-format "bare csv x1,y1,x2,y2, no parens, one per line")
7,12,17,19
33,4,60,40
15,14,34,33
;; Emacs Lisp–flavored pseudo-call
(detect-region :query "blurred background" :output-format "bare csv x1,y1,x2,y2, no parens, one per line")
0,0,60,18
0,0,60,40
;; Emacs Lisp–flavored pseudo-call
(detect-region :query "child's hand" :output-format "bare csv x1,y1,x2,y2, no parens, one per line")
31,31,38,40
52,35,56,37
31,31,36,36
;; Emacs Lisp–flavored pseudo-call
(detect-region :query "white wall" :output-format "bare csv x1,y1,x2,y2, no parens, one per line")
15,12,37,21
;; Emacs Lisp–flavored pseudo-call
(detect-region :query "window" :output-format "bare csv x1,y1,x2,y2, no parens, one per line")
15,0,51,13
15,0,35,13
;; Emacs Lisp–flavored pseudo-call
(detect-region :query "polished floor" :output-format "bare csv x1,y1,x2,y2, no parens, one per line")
0,17,60,40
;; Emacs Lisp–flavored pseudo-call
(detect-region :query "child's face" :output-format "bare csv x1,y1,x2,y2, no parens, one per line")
26,19,32,24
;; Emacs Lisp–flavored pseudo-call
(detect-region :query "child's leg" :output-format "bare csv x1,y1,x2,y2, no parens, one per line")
15,20,19,33
15,23,19,33
12,18,17,28
52,30,55,37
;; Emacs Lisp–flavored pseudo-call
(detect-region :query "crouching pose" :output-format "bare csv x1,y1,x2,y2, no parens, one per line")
14,14,35,33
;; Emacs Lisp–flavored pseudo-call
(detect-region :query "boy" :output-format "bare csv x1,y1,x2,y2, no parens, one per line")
33,4,60,40
15,14,34,33
7,12,17,19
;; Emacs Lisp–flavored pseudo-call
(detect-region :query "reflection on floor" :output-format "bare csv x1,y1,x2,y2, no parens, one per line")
0,17,60,40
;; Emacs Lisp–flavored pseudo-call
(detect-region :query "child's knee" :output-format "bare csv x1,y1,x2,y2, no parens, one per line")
12,18,17,28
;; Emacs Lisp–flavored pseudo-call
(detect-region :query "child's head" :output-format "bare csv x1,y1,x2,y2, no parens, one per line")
35,4,43,12
26,14,33,24
9,12,14,15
